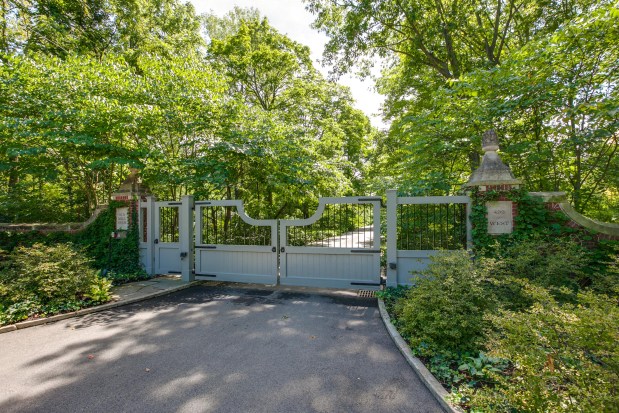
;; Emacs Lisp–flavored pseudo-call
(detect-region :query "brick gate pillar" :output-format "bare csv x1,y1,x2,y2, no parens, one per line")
464,130,522,235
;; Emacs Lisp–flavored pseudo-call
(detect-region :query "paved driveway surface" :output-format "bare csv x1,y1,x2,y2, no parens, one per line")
0,284,444,413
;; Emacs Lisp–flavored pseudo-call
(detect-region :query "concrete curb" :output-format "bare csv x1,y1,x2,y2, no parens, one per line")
1,281,201,334
377,299,464,413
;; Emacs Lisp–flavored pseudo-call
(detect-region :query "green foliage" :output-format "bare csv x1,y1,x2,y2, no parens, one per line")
489,236,589,298
457,353,508,388
76,202,147,283
471,188,619,297
470,188,558,253
1,8,375,223
1,243,97,304
395,251,494,355
467,288,619,413
312,1,619,215
0,243,112,325
385,235,619,411
0,203,148,285
375,284,410,314
85,277,113,304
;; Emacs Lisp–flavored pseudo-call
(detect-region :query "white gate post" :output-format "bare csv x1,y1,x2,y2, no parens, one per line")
141,196,157,276
386,189,398,287
180,195,195,282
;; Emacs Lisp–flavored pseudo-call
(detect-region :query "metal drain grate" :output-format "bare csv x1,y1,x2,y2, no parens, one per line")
357,290,376,298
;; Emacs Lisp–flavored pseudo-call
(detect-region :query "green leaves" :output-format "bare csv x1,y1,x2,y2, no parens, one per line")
0,3,375,222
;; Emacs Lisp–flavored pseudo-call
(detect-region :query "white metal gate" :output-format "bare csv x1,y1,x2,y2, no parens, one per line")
279,197,382,289
194,200,278,284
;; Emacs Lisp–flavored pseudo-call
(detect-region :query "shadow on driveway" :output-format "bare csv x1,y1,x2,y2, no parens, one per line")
0,285,444,413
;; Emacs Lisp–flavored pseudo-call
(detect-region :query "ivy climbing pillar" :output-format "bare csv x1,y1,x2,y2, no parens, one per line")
110,168,152,273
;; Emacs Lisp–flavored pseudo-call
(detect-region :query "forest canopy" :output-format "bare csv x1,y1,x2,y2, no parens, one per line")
307,0,619,221
0,1,373,222
0,1,617,222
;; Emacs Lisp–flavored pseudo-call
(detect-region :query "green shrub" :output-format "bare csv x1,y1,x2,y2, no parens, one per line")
491,236,588,294
0,203,149,285
395,250,495,355
84,276,113,304
467,286,619,413
376,284,410,315
1,243,98,305
0,243,112,325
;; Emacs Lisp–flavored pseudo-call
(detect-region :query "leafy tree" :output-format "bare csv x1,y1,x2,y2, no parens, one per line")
209,18,315,112
3,0,204,63
308,0,619,218
201,6,261,42
205,15,375,218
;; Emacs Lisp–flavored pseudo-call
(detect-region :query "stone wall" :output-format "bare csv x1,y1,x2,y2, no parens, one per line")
0,205,108,234
531,192,619,241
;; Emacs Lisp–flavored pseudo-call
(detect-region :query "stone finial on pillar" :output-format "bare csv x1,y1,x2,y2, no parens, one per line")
465,130,522,235
464,130,521,190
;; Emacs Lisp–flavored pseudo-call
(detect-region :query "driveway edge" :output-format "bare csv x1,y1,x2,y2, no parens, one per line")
1,281,201,334
377,299,463,413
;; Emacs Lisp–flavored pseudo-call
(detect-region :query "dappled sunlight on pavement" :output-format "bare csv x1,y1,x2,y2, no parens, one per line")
0,285,444,413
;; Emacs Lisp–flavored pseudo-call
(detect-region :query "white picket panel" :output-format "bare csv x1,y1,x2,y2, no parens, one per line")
280,197,382,289
386,190,471,286
194,200,278,285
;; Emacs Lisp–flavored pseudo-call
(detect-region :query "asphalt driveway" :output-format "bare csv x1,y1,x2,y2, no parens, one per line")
0,284,444,413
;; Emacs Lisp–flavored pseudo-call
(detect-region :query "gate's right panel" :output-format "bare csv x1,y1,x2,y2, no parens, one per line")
280,197,382,290
386,191,471,286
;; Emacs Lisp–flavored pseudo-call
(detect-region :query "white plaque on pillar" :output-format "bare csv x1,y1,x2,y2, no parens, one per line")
116,207,129,230
486,201,513,234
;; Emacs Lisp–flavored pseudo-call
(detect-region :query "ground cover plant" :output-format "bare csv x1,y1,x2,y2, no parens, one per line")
0,243,112,326
382,238,619,412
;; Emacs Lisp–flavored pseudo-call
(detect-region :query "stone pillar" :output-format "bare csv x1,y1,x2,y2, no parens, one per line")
110,168,151,238
464,130,521,235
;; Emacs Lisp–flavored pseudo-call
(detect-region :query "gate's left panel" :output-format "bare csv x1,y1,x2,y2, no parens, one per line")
194,200,278,285
154,201,182,274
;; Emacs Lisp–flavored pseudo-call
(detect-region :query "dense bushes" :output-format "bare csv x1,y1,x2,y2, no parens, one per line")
468,288,619,413
0,203,148,325
0,243,111,325
396,251,493,355
0,202,148,285
384,236,619,412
